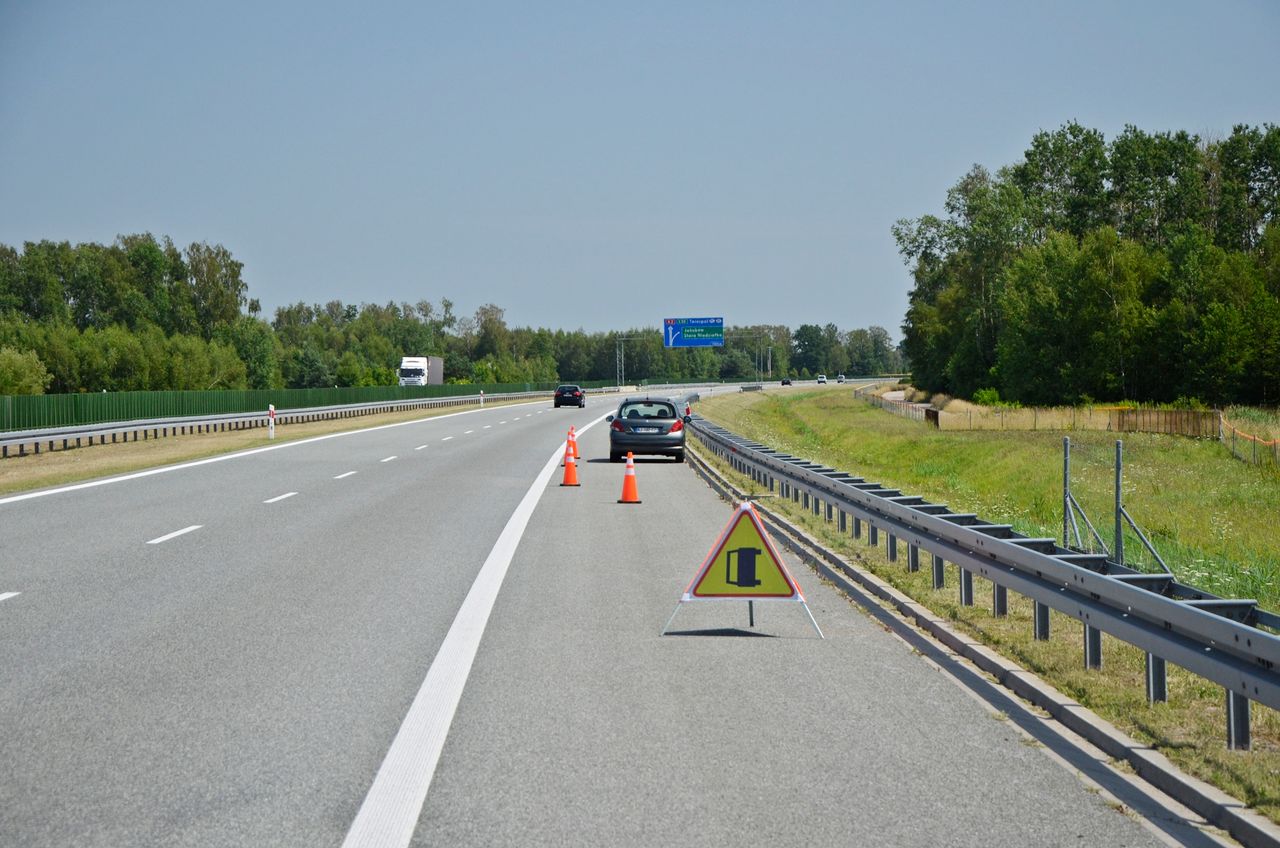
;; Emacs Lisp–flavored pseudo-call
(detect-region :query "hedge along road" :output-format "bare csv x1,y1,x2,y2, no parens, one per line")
0,396,1193,847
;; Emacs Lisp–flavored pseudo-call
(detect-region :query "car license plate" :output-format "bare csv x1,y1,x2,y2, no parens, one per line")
634,426,660,434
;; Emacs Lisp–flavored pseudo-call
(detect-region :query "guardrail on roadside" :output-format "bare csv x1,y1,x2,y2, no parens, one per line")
687,417,1280,752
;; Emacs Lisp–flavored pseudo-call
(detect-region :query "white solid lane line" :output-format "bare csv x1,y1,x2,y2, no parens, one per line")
0,592,20,603
381,456,397,463
146,525,203,545
335,471,358,479
342,414,609,848
264,492,298,504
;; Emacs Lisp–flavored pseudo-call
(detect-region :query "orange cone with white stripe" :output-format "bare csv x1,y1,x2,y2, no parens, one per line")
560,449,580,487
569,426,579,459
617,451,641,504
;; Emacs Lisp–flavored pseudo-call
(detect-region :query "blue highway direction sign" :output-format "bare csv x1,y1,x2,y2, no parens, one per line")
663,317,724,348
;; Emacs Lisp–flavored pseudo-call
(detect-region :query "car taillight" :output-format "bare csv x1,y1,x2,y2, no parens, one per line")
611,419,625,432
574,391,581,397
669,419,683,433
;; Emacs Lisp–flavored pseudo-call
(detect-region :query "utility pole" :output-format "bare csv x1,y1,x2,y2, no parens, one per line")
615,336,643,388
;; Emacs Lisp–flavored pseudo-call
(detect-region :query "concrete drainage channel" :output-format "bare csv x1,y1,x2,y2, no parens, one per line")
684,442,1280,848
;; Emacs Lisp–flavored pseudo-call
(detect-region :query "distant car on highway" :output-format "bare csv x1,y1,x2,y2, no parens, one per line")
607,396,689,462
781,378,792,386
817,374,827,384
554,384,586,408
837,374,846,383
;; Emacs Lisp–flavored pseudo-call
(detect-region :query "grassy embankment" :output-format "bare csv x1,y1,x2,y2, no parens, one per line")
696,388,1280,822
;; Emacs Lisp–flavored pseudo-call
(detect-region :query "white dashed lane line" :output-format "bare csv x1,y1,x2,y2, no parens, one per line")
415,445,428,451
335,471,357,479
146,525,202,545
264,492,297,504
381,456,397,463
0,592,20,603
441,436,453,442
483,425,491,430
464,430,474,435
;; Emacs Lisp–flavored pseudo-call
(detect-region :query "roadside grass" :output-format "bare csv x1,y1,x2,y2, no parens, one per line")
702,390,1280,609
696,388,1280,823
0,397,537,497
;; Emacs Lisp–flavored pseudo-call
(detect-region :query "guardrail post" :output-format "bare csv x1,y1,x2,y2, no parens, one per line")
908,543,920,572
1145,655,1167,703
1034,602,1050,640
868,524,878,547
931,554,945,589
1227,690,1251,750
959,568,973,606
992,583,1007,617
825,502,834,522
1084,625,1102,669
853,517,861,539
838,511,847,533
888,534,897,562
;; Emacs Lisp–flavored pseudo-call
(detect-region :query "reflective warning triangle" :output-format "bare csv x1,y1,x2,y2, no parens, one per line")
683,501,804,600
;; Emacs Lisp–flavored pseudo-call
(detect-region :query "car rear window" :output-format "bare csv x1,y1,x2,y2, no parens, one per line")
620,402,676,419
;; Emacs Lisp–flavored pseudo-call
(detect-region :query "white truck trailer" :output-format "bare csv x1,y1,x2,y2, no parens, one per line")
398,355,444,386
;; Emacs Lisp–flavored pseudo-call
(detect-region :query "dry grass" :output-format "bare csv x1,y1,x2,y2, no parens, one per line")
0,397,534,496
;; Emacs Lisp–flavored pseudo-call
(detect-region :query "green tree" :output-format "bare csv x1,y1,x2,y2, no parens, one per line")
0,347,51,394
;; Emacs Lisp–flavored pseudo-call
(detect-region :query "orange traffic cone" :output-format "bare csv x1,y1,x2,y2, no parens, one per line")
561,435,572,467
617,451,641,504
560,449,580,487
569,426,580,459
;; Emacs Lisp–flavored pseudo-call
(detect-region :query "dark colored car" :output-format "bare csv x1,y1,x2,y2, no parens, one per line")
781,378,792,386
554,384,585,408
607,397,689,462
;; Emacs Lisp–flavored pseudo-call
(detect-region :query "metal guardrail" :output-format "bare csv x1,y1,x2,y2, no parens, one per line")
688,417,1280,750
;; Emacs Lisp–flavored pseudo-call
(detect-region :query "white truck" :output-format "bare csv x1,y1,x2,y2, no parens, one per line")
398,355,443,386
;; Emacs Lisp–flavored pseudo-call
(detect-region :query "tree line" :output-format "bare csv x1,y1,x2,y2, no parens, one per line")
0,234,903,394
894,122,1280,406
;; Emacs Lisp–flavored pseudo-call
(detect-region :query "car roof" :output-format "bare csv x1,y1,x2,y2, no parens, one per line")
619,395,677,404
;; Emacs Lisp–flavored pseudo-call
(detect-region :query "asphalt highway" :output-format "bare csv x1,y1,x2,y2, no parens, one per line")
0,394,1188,846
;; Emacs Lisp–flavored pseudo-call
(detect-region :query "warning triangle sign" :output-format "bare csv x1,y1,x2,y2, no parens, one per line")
683,502,804,600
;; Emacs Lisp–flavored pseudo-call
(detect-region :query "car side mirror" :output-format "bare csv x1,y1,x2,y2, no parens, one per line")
683,415,691,423
606,415,614,422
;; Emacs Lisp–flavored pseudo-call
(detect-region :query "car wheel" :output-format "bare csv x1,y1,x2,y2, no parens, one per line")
674,450,685,463
610,451,623,463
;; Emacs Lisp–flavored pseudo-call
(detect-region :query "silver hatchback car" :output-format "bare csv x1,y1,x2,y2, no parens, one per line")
607,397,690,462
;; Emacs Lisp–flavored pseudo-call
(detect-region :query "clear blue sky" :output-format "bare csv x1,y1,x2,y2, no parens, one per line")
2,1,1277,338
